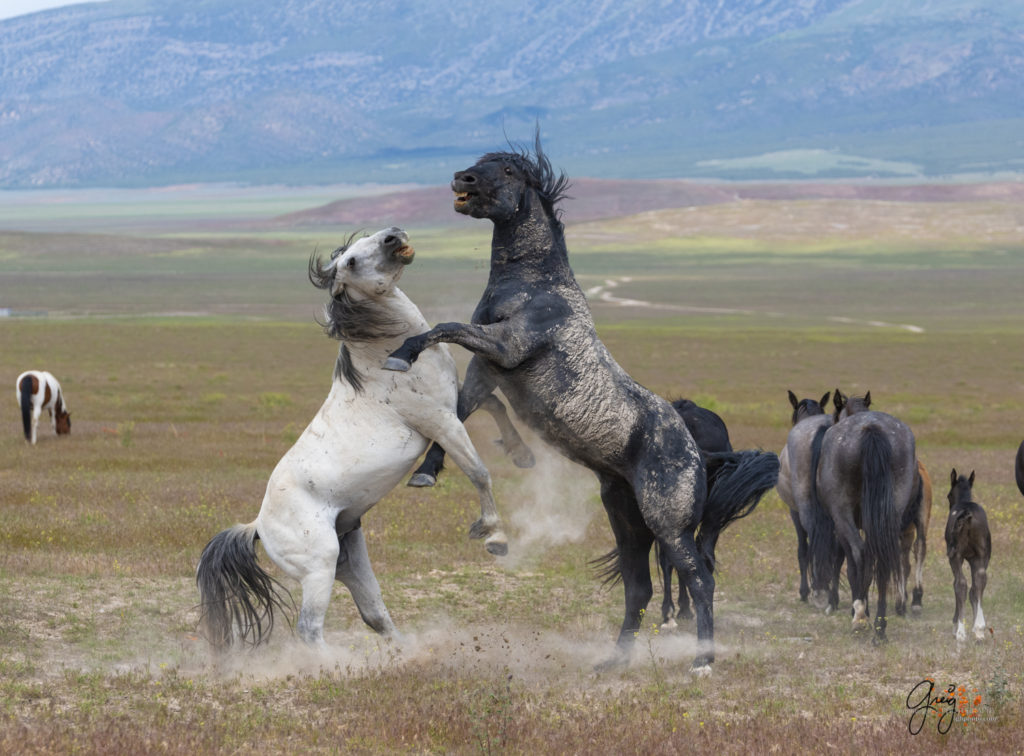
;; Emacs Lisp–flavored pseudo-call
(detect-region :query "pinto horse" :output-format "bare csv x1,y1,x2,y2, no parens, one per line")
196,228,509,651
384,136,779,673
945,469,991,641
16,370,71,444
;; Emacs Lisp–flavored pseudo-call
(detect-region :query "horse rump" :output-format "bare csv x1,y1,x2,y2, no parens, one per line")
196,523,295,650
698,449,780,567
19,374,34,441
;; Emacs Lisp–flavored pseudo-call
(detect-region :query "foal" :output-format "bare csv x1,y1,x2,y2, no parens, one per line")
945,469,991,642
16,370,71,444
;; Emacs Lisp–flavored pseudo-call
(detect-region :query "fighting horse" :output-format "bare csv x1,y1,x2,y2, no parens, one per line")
776,390,839,609
383,136,779,672
814,402,920,641
196,228,508,651
16,370,71,444
945,469,991,641
658,398,733,628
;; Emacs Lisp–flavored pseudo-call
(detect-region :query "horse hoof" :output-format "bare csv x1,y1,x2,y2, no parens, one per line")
660,617,678,632
691,663,713,679
485,536,508,557
823,605,834,616
911,604,923,616
974,629,987,642
593,653,628,673
407,473,436,488
513,449,536,469
383,356,411,372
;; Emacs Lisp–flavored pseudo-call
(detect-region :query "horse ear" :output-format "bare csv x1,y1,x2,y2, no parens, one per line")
950,468,958,487
864,391,871,407
820,391,831,409
969,470,975,486
788,390,798,409
834,392,845,410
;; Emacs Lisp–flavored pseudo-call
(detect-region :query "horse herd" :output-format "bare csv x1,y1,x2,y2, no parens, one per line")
18,138,1024,675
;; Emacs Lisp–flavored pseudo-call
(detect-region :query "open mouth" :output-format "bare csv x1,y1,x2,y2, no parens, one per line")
394,244,415,264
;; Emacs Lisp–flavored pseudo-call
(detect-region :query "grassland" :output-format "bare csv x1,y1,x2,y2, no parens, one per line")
1,188,1023,753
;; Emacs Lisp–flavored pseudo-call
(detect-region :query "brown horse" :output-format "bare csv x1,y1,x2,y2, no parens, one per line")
898,459,932,615
944,469,991,641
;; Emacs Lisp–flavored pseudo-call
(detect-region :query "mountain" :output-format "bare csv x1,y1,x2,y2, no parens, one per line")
1,0,1022,188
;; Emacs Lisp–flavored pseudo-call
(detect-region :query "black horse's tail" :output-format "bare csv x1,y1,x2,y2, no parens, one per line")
697,449,780,569
196,522,295,650
19,374,34,441
859,426,901,598
806,423,841,589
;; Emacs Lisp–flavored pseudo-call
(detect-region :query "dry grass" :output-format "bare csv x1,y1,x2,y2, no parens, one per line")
1,197,1023,753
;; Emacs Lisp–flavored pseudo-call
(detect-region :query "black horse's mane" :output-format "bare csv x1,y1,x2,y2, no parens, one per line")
480,132,572,227
308,234,407,392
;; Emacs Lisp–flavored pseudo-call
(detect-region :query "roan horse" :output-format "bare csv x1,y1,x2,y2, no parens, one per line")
830,390,932,616
196,228,509,650
383,136,779,672
945,469,991,642
16,370,71,444
776,390,838,609
813,395,921,641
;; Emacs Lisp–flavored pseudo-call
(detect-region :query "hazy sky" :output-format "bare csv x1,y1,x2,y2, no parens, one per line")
0,0,109,21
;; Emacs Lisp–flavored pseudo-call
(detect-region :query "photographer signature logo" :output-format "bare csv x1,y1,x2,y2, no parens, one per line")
906,678,982,734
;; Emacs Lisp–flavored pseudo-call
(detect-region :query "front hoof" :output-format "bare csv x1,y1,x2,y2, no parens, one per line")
512,448,536,469
691,663,713,679
911,604,923,616
407,473,436,488
485,534,509,557
810,590,829,611
660,616,678,632
974,628,988,642
383,356,412,372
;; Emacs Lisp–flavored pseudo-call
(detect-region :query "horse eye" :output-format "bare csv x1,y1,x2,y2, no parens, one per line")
504,166,513,175
346,257,356,269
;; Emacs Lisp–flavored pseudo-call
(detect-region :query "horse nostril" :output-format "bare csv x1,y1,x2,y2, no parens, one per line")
384,235,397,246
455,171,475,183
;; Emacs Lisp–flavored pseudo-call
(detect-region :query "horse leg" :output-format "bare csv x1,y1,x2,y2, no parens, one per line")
424,411,508,556
911,526,926,614
594,475,654,671
657,544,677,629
677,574,694,621
834,519,868,628
335,526,398,637
408,356,496,488
477,393,535,468
827,547,844,615
950,555,967,641
968,558,988,641
895,529,913,617
788,508,811,603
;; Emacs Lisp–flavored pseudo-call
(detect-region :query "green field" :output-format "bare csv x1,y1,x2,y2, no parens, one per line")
1,190,1022,753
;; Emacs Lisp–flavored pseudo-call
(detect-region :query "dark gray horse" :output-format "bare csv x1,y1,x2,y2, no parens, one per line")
384,136,778,673
1016,440,1024,498
657,398,733,628
815,408,921,641
776,390,841,609
945,469,991,641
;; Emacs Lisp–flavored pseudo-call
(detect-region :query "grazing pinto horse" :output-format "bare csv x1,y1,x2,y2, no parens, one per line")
384,137,779,672
945,469,991,641
776,390,839,609
16,370,71,444
658,398,733,628
196,228,508,651
815,406,920,642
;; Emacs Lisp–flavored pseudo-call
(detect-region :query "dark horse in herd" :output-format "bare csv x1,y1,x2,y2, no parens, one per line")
385,135,779,673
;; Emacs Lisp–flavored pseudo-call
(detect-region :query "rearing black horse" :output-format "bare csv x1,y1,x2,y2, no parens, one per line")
384,136,778,673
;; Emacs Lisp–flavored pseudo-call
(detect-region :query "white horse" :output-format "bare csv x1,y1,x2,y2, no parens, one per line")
16,370,71,444
197,227,510,650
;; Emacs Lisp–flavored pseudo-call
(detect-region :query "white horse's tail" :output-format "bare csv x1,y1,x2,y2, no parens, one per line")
18,374,34,442
196,522,295,650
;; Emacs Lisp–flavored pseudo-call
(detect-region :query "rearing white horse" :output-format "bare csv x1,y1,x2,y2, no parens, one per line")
197,228,509,650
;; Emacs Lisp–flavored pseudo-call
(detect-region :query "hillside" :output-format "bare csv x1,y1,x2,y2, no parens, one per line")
1,0,1022,188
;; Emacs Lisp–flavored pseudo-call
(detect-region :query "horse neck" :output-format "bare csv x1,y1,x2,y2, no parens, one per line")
489,191,572,283
342,287,429,362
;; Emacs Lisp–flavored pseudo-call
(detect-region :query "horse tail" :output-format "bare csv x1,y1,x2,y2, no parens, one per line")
806,423,840,588
590,547,623,587
698,449,779,569
859,426,901,594
19,374,34,441
196,522,295,650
